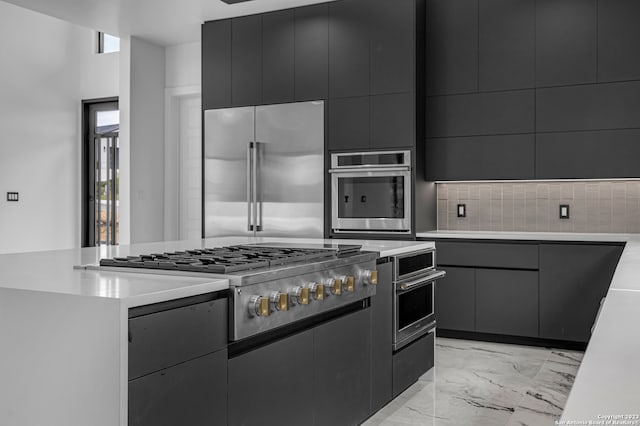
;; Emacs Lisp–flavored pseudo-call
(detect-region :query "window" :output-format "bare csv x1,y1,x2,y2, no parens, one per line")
97,32,120,54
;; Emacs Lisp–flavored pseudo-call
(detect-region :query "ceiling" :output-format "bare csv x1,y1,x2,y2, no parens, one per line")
2,0,336,46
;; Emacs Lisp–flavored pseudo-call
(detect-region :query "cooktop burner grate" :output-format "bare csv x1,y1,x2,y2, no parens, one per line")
99,245,343,274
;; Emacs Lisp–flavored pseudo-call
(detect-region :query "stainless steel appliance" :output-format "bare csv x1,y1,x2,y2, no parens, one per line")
329,150,412,234
88,243,378,341
204,101,325,238
391,248,445,351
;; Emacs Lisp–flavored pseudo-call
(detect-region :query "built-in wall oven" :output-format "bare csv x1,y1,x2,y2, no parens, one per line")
392,249,445,351
330,150,412,235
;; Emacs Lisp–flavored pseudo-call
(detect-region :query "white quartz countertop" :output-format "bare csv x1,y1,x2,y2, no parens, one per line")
0,236,432,305
417,230,635,242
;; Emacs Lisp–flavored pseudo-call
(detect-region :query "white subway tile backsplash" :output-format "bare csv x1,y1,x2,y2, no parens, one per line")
436,180,640,233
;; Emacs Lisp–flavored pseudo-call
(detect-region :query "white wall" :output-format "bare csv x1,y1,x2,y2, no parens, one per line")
128,36,166,244
0,1,118,254
164,42,202,240
166,41,201,88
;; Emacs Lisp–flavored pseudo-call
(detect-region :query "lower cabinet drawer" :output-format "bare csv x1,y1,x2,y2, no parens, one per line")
128,349,227,426
392,331,435,398
436,241,538,269
129,296,227,379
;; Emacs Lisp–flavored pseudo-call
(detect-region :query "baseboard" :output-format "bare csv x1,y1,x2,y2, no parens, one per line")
436,329,588,351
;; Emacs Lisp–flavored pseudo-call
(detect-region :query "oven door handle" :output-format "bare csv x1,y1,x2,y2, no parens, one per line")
329,166,410,173
396,270,446,291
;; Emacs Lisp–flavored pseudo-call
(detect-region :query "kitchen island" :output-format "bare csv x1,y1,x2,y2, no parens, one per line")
0,236,434,426
418,231,640,423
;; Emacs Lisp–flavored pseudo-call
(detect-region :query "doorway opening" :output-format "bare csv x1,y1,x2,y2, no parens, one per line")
82,98,119,247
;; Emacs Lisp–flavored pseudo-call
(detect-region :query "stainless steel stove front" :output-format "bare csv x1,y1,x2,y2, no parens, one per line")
230,257,378,341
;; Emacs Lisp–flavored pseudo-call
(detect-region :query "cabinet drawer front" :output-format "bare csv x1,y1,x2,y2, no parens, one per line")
392,331,434,397
436,241,538,269
129,298,227,379
128,350,227,426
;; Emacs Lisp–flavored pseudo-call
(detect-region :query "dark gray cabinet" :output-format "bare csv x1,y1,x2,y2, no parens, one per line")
597,0,640,82
539,243,623,343
435,266,475,331
371,93,415,149
535,0,596,87
426,0,478,95
370,261,393,413
328,96,370,151
228,306,372,426
315,308,371,426
426,134,535,181
392,331,434,397
328,0,370,98
536,81,640,133
294,4,329,101
262,10,294,104
202,20,231,110
426,90,535,138
479,0,535,91
370,0,415,95
476,269,538,337
128,294,228,426
228,329,315,426
129,350,227,426
430,239,624,344
231,15,262,107
536,129,640,179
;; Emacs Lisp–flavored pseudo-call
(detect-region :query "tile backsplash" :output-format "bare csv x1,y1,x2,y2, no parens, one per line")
437,181,640,233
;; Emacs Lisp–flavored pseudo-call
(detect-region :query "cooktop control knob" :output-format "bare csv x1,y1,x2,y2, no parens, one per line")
250,295,271,317
270,291,289,311
309,283,326,300
337,275,356,292
291,286,310,305
326,278,343,295
362,270,378,286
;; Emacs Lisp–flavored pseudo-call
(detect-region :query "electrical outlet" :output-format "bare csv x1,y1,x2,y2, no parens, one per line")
559,204,570,219
7,192,19,202
457,204,466,218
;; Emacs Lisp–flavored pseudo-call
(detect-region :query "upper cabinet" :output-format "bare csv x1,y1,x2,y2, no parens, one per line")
294,4,329,101
426,0,478,96
369,0,415,95
231,15,262,107
262,10,295,105
202,20,231,110
329,0,370,98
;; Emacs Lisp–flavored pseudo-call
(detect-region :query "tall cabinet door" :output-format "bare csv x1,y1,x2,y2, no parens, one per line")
255,101,325,237
202,20,231,109
329,0,370,98
231,15,262,106
294,4,329,101
203,107,255,237
262,9,295,104
315,308,372,426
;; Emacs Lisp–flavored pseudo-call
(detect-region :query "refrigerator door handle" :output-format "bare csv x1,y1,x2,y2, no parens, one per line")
253,141,262,231
247,142,254,232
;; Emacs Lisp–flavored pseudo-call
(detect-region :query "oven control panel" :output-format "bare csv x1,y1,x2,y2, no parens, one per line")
231,260,377,341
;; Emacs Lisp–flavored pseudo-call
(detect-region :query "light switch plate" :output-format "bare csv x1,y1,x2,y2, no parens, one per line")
7,192,18,202
457,204,466,218
559,204,570,219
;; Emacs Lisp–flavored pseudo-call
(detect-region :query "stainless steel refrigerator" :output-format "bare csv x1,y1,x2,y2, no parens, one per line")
204,101,324,237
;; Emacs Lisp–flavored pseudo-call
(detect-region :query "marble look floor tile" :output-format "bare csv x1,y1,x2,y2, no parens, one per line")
363,338,583,426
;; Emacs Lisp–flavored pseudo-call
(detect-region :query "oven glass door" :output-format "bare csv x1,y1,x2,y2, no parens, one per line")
394,280,435,350
331,170,411,233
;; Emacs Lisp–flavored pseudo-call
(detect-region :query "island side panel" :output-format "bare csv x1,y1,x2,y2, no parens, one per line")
0,288,122,426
